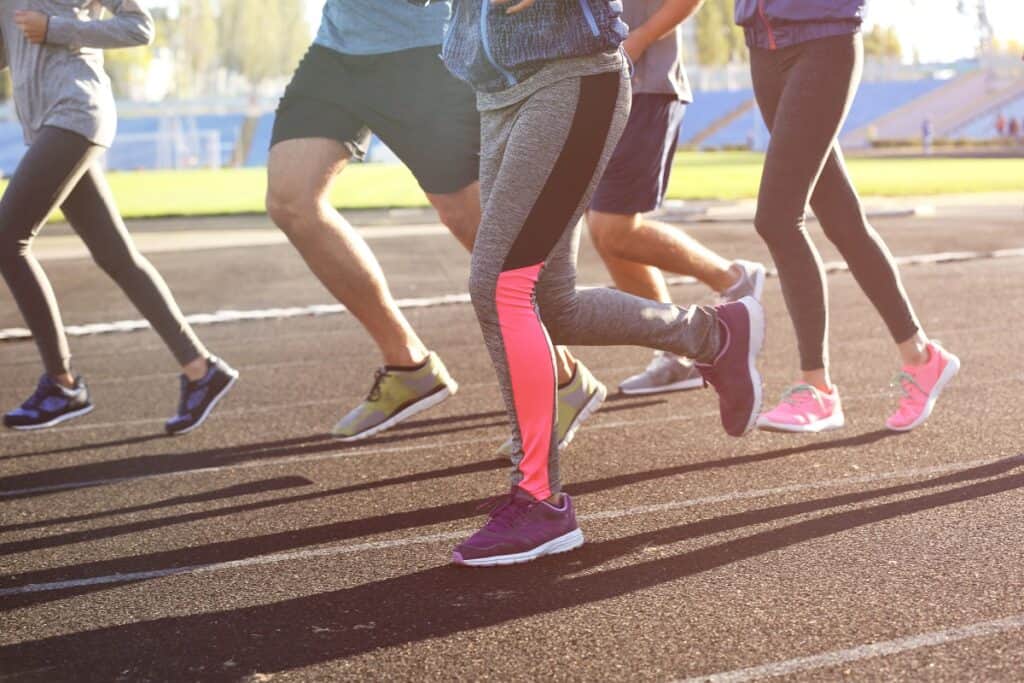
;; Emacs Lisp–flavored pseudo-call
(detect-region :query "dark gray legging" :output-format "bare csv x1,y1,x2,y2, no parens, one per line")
0,126,206,377
750,32,920,371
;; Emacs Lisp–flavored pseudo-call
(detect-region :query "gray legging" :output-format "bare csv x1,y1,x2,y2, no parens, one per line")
0,126,206,377
750,32,920,371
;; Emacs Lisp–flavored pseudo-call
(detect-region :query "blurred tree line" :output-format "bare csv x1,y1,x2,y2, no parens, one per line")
0,0,310,101
694,0,748,65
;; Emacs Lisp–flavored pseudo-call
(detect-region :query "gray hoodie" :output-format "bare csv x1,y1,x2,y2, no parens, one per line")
0,1,154,147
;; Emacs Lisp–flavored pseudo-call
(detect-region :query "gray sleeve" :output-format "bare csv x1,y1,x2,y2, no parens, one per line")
45,0,155,49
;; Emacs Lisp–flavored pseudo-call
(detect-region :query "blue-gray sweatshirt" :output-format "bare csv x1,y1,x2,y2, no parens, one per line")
733,0,864,50
441,0,628,93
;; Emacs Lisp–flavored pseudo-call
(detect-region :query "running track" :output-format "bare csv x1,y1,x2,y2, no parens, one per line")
1,199,1022,681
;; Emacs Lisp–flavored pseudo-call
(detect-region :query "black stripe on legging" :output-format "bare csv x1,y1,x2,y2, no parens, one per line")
502,70,621,271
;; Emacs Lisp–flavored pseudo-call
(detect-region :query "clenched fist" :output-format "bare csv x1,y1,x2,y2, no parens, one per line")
14,10,49,45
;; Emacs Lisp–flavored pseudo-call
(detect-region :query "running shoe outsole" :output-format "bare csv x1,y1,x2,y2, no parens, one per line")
452,528,585,567
334,381,458,442
6,403,95,431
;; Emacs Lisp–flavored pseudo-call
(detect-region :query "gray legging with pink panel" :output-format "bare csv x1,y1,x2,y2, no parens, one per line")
750,32,920,371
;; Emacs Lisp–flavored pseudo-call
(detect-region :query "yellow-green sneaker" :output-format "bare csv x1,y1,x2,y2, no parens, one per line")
496,360,606,457
331,352,457,442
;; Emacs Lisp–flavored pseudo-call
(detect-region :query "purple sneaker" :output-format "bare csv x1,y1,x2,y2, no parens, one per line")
696,296,765,437
452,488,584,567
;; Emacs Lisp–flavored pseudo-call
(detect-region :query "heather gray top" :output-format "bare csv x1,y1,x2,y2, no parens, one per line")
0,1,154,147
623,0,692,102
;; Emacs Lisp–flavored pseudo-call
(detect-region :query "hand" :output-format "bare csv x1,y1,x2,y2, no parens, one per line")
491,0,535,15
622,32,651,64
14,10,49,45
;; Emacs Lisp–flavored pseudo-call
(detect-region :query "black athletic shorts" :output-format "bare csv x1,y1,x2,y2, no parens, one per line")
271,44,481,195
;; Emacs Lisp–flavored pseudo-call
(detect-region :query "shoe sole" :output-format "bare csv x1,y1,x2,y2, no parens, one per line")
452,527,584,567
618,377,705,396
166,372,240,436
887,352,961,432
558,382,607,450
757,411,846,433
333,381,458,442
735,296,765,437
7,403,95,431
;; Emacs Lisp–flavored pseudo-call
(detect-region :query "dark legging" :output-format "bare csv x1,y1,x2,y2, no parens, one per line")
0,126,206,377
750,32,920,371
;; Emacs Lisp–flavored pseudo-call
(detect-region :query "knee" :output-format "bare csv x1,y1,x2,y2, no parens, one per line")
265,183,321,239
435,201,477,246
587,212,633,260
535,285,578,343
467,265,498,315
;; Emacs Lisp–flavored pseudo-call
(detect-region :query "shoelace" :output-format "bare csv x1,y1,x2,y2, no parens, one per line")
478,491,533,532
365,368,389,402
780,384,821,408
890,371,926,401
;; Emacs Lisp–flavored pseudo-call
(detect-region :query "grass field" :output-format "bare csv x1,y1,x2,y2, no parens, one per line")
15,151,1024,220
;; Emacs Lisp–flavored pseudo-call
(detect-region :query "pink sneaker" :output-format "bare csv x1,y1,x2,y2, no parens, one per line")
886,342,960,432
756,384,845,433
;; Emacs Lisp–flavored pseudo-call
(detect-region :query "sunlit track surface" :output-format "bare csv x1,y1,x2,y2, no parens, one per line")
1,203,1023,681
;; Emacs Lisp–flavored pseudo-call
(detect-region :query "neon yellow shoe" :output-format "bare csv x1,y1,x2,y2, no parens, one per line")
332,352,457,442
496,360,606,457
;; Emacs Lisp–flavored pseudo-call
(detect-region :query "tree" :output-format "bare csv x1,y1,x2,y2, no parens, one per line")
173,0,218,97
695,0,747,66
217,0,309,90
863,24,902,60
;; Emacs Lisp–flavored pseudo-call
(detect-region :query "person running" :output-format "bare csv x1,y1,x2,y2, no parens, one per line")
265,0,604,445
442,0,765,567
587,0,766,396
0,1,238,435
734,0,960,433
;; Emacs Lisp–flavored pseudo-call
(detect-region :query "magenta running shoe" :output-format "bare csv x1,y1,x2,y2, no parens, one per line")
696,296,765,437
452,488,584,567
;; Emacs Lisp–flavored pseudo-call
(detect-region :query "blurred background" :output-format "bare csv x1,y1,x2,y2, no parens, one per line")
0,0,1020,216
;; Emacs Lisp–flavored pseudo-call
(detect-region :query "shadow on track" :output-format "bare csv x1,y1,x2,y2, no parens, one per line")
0,399,665,501
2,429,894,608
1,454,1021,680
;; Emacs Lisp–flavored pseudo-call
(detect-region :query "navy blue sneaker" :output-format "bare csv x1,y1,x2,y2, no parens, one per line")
4,374,94,431
165,356,239,436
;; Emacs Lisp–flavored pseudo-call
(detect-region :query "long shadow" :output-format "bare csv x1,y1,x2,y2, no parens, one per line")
0,433,168,462
0,400,664,501
0,430,905,609
1,455,1021,680
0,477,314,535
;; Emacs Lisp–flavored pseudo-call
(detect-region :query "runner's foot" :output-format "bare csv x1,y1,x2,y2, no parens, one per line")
452,488,584,567
4,374,93,430
332,351,457,441
165,356,240,435
757,383,845,433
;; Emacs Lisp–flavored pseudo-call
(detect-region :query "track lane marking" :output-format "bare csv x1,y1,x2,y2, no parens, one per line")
3,249,1021,342
677,613,1024,682
0,455,1014,597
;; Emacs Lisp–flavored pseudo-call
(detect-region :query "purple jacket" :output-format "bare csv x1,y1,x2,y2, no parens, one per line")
734,0,865,50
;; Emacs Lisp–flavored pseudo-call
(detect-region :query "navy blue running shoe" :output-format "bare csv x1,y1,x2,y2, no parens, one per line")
4,374,94,430
165,356,239,436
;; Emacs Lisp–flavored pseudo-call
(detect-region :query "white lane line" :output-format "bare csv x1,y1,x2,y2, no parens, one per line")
0,455,1012,597
2,375,1018,498
2,248,1021,342
678,613,1024,682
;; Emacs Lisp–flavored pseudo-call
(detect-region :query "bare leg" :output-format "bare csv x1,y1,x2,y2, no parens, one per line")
587,210,740,296
266,138,427,367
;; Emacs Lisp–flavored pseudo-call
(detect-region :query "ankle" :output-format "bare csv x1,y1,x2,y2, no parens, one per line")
52,372,76,390
182,356,210,382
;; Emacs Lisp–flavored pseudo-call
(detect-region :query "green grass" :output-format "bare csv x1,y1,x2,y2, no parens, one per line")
11,151,1022,221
